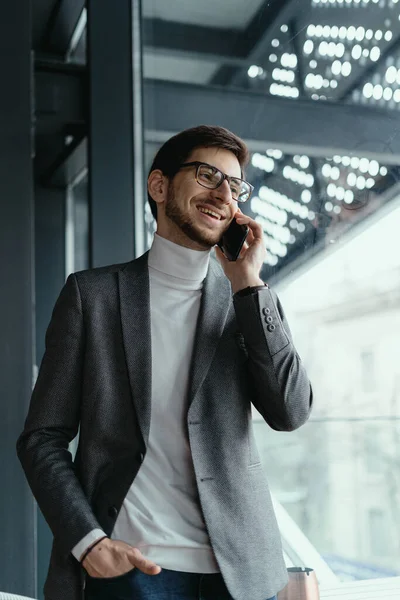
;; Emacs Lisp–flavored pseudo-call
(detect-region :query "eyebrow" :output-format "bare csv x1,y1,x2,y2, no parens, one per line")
201,161,242,179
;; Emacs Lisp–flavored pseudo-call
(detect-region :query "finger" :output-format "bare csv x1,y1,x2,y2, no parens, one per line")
245,227,255,245
235,215,263,241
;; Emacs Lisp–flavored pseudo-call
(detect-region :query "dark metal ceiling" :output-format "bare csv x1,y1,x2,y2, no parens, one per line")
32,0,400,278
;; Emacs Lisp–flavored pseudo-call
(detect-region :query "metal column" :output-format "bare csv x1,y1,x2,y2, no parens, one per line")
0,1,36,595
87,0,145,267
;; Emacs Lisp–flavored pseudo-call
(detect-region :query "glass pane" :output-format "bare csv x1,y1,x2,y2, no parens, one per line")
71,173,89,272
142,0,400,589
252,196,400,580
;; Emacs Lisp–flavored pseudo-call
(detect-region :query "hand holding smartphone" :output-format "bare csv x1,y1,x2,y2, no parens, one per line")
217,218,249,261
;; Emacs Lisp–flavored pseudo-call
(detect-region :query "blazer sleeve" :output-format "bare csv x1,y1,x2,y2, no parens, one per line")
233,286,313,431
16,274,102,556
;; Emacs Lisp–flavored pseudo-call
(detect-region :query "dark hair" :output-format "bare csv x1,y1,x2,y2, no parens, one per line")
147,125,250,220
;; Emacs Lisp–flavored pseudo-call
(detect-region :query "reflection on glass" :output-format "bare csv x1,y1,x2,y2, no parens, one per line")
246,148,398,281
254,200,400,581
71,173,89,272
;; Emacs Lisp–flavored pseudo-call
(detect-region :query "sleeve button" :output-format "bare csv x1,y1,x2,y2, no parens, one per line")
267,324,276,332
262,308,271,315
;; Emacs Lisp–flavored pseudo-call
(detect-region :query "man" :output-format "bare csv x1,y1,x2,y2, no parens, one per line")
17,125,313,600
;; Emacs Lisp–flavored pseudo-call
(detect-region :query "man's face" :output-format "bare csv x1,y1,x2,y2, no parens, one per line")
156,147,242,251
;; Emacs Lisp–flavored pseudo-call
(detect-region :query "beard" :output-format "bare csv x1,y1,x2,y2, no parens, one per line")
164,184,224,249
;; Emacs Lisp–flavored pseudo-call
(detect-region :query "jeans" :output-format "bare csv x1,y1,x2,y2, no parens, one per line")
85,567,278,600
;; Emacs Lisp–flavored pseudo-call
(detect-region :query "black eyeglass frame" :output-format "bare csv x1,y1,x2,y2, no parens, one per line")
178,161,254,203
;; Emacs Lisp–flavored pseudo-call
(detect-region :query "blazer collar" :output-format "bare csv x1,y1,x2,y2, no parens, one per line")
118,253,231,445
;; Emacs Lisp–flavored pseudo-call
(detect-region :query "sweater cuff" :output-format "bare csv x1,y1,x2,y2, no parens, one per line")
71,528,108,562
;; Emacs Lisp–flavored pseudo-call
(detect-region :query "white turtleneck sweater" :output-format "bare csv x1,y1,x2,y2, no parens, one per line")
72,234,220,573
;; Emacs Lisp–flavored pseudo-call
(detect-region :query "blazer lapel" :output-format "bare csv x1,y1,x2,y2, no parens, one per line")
188,258,231,408
118,252,152,447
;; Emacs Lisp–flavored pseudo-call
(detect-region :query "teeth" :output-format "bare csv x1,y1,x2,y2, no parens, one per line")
198,207,221,219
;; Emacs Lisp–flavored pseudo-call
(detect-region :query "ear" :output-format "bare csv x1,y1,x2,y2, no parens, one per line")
148,170,168,208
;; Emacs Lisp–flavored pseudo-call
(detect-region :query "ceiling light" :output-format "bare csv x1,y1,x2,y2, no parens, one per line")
363,82,373,98
356,176,366,190
383,87,393,101
304,40,314,54
347,172,357,186
385,31,393,42
370,47,381,61
336,43,345,58
330,166,340,180
347,26,356,42
366,29,373,40
299,156,310,169
355,27,365,42
344,190,354,204
375,30,383,41
332,60,342,76
301,190,312,203
269,54,278,62
386,66,397,84
327,184,336,197
272,39,280,48
319,42,328,57
248,65,260,78
372,84,383,100
352,45,362,60
342,62,352,77
394,89,400,102
368,160,379,176
322,163,332,177
336,187,345,201
252,153,275,172
328,42,337,58
380,166,388,176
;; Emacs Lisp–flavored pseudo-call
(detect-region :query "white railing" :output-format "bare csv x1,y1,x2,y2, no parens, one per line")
0,594,37,600
320,576,400,599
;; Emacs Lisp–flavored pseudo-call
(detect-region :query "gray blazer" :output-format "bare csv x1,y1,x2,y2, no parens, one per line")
17,251,312,600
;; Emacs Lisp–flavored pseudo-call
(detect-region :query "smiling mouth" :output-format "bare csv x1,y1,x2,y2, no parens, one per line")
197,206,223,220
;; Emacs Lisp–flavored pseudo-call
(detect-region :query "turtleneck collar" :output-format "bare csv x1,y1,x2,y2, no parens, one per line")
148,233,211,285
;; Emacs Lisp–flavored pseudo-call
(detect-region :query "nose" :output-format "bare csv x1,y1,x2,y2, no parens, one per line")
210,178,233,204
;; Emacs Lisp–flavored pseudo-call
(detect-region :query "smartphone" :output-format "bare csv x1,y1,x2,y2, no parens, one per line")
217,219,249,261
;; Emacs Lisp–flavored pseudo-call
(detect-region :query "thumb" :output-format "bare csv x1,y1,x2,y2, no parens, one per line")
127,548,161,575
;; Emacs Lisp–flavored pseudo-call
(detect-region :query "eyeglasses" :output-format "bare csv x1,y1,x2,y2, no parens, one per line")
178,161,254,203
